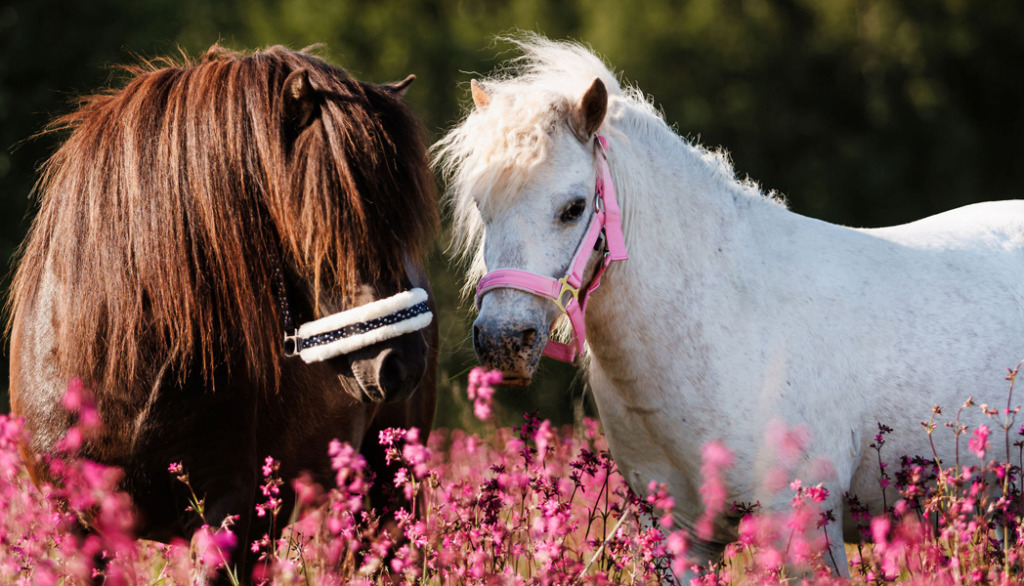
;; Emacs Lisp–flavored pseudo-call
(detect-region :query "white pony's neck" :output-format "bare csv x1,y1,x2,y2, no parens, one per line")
608,100,779,259
586,99,785,400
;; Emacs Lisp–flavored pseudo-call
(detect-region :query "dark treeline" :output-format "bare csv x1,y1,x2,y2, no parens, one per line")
2,0,1023,427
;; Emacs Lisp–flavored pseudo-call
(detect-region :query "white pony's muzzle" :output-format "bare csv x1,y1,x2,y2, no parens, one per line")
285,287,433,364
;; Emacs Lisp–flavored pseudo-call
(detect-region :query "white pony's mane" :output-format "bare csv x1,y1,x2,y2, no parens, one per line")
433,34,780,297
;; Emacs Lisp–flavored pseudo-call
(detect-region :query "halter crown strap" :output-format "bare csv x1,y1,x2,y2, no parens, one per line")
596,135,627,262
475,134,627,363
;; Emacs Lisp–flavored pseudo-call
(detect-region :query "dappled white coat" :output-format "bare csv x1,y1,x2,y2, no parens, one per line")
436,36,1024,574
588,123,1024,561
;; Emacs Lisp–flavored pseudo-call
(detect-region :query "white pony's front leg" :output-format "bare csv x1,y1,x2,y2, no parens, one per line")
682,536,727,582
751,476,852,580
822,505,851,578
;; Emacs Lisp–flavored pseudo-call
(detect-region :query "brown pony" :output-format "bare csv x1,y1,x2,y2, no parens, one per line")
7,45,438,578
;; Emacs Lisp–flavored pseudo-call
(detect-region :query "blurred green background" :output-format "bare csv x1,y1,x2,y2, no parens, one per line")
2,0,1023,429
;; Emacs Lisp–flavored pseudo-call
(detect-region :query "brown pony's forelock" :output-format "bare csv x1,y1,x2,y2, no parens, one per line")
8,45,437,397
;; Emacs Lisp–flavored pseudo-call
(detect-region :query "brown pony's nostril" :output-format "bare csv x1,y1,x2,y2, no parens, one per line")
378,349,409,397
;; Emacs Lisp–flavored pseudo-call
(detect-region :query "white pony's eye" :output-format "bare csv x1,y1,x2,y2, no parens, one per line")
558,198,587,224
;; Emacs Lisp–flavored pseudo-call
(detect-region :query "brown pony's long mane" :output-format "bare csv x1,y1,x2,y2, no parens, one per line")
9,45,437,395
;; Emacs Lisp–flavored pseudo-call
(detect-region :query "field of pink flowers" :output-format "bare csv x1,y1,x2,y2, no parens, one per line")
3,367,1024,584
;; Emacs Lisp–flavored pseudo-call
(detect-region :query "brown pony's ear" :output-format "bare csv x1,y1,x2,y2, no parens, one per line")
570,78,607,143
384,74,416,97
470,79,491,110
282,68,318,131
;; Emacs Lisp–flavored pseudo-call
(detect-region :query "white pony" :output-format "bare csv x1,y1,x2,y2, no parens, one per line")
434,36,1024,575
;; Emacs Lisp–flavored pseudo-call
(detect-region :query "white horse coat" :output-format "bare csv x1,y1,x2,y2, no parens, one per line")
435,36,1024,573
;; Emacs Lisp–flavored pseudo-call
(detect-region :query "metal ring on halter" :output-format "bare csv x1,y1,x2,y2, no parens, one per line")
283,333,300,357
555,276,581,313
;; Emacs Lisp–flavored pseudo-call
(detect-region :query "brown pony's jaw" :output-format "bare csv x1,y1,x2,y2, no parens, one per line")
346,330,429,403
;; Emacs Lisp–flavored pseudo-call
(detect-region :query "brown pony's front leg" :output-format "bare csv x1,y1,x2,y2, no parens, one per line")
128,368,261,585
360,322,438,537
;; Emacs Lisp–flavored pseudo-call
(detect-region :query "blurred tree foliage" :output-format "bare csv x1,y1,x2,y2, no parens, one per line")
2,0,1023,428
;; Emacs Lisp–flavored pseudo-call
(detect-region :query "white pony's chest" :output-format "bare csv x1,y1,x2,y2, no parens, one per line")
585,362,714,522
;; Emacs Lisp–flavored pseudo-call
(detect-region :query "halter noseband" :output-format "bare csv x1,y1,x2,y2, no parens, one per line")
474,135,627,363
270,252,433,364
284,288,432,364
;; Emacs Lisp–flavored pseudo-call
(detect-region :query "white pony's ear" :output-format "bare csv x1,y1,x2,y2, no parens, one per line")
571,77,607,142
471,79,491,110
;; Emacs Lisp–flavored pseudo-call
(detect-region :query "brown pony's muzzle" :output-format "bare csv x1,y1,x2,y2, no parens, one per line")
472,314,549,387
348,330,428,403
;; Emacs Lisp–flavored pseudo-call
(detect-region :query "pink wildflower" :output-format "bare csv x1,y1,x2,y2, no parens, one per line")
261,455,278,478
328,439,366,489
401,427,432,479
766,420,810,468
467,367,501,421
62,377,86,412
535,420,554,463
192,524,236,571
292,471,323,507
968,425,990,459
696,441,734,541
56,427,83,453
62,378,102,435
871,516,891,552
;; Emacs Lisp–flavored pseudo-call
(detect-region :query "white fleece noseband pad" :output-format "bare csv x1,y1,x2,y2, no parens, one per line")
286,288,432,364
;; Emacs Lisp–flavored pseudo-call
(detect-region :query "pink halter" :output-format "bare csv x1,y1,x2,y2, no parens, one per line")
475,135,628,363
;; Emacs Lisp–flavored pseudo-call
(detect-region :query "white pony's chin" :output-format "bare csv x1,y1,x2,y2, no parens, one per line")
498,374,533,388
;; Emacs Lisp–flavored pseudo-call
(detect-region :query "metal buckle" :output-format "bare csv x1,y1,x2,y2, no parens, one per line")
283,332,301,357
555,276,580,313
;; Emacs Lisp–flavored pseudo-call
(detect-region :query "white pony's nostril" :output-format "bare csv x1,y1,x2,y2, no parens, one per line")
521,328,537,349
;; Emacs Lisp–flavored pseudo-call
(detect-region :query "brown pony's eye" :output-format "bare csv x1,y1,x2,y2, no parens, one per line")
559,198,587,224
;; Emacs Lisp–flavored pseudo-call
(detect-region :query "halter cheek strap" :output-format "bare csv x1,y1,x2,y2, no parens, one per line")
474,135,627,363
